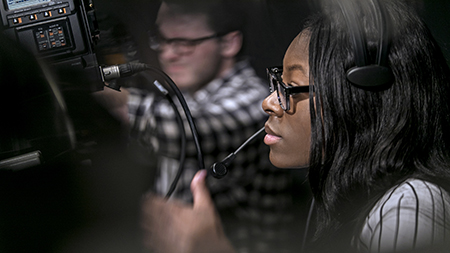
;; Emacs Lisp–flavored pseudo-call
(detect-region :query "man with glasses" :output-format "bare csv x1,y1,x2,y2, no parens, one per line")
124,0,295,251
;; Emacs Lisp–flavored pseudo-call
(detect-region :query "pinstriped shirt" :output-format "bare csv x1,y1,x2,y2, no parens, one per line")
356,178,450,252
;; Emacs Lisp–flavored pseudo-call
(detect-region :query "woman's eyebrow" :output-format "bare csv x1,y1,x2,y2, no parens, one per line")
286,64,306,75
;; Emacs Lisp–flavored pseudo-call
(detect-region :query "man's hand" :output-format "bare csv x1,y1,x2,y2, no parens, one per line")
141,170,235,253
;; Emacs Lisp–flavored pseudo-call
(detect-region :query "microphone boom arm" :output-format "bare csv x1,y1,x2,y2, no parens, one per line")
209,127,265,179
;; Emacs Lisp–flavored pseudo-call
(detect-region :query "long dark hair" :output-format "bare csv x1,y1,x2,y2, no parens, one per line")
305,0,450,249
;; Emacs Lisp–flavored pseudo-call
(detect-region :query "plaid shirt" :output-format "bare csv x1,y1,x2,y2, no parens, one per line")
127,59,292,215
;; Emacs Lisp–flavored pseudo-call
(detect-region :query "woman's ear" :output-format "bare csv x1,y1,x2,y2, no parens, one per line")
220,31,243,58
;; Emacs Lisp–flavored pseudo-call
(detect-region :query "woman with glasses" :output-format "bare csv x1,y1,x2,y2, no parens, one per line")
141,0,450,252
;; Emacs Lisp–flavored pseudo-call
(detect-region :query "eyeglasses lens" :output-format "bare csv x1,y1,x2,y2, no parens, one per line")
150,36,195,54
278,81,288,110
269,73,287,110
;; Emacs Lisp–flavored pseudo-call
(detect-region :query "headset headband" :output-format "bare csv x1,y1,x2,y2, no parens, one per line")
337,0,395,88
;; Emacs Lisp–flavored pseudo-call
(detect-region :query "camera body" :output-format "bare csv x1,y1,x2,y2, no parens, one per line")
0,0,103,90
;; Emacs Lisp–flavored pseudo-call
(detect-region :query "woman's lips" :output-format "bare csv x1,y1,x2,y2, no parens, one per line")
264,126,282,145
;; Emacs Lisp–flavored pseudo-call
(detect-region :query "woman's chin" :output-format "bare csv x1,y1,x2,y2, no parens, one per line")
269,152,309,169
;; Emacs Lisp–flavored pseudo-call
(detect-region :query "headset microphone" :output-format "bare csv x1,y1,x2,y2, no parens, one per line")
210,127,265,179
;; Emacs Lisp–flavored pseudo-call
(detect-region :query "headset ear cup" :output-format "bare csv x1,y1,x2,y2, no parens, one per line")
346,65,394,87
338,0,395,89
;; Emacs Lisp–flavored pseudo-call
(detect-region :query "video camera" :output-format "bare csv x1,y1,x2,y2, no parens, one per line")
0,0,103,90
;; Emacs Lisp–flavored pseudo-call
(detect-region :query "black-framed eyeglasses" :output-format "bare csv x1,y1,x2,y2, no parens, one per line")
266,66,311,111
149,32,223,55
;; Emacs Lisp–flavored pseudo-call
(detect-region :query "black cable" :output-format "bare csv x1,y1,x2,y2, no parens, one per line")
133,73,186,199
144,65,205,173
102,62,205,198
163,94,186,199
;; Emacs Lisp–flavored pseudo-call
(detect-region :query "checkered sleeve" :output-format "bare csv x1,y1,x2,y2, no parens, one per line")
127,87,159,152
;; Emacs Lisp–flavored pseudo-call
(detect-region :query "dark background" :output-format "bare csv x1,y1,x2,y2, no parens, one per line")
91,0,450,79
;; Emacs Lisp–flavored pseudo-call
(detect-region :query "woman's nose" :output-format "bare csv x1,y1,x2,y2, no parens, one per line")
262,91,283,116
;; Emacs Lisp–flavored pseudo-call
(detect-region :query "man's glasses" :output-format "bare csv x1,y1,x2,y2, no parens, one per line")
149,33,223,55
266,66,311,111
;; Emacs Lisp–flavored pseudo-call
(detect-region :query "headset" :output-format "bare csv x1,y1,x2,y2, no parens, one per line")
337,0,395,88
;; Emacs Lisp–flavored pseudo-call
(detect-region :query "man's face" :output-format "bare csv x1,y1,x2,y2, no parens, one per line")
155,4,225,93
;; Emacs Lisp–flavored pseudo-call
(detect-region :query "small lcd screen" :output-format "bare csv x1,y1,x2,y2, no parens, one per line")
7,0,51,10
